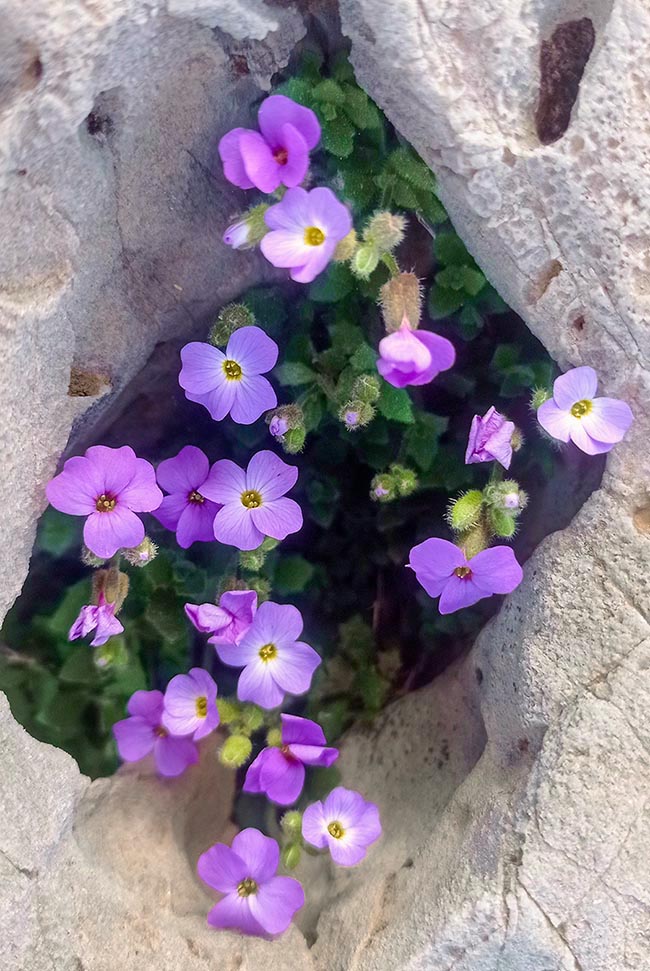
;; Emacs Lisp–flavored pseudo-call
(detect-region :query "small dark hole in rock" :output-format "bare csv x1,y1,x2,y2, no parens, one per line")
572,314,586,332
535,18,596,145
28,56,43,83
86,110,113,139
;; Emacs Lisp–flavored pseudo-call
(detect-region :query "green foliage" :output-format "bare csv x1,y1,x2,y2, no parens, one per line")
427,232,508,339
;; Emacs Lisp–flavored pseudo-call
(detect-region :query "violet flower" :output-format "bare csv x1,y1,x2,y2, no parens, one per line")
46,445,162,560
201,450,302,551
112,690,198,777
223,219,250,250
243,714,338,805
217,601,320,710
465,407,515,470
162,667,219,741
219,94,321,194
537,365,633,455
269,415,289,439
185,590,258,648
377,316,455,388
302,787,381,866
69,592,124,648
261,186,352,284
153,446,221,549
198,828,304,936
179,326,278,425
408,537,523,614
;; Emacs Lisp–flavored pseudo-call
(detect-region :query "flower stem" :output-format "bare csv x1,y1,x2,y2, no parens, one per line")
381,252,400,277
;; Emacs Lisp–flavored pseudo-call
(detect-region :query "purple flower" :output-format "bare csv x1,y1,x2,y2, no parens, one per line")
69,592,124,647
377,317,455,388
218,94,321,194
261,187,352,284
269,415,289,438
112,690,198,777
179,326,278,425
408,537,523,614
243,714,338,805
537,365,633,455
465,407,515,470
201,450,302,552
217,601,320,710
198,828,304,936
185,590,258,648
152,446,221,549
46,445,163,560
162,667,219,742
302,787,381,867
223,219,250,250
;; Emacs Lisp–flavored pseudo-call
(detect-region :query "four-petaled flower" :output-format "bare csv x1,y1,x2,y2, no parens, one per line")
198,827,304,936
302,787,381,866
185,590,258,648
179,326,278,425
261,186,352,283
465,406,515,470
46,445,162,559
219,94,321,194
377,316,455,388
217,601,320,710
244,714,338,805
112,690,198,777
200,450,302,551
409,537,523,614
537,366,633,455
69,591,124,647
162,667,219,742
153,446,221,548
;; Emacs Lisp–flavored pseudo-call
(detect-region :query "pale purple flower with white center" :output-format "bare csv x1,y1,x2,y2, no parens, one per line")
180,327,278,426
112,690,198,777
377,316,455,388
223,219,250,250
219,94,321,194
46,445,163,560
152,446,221,549
302,787,381,867
465,407,515,470
162,667,219,742
185,590,258,650
217,601,320,710
243,714,338,805
269,415,289,438
261,186,352,284
69,592,124,648
198,828,304,936
200,450,302,552
408,537,523,615
537,366,633,455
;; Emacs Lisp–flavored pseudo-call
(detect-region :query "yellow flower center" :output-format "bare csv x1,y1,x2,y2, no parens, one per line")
223,359,243,381
95,493,116,513
570,398,592,419
454,566,472,579
327,821,345,840
237,877,258,897
241,489,262,509
195,695,208,718
188,490,205,504
304,225,325,246
259,642,278,663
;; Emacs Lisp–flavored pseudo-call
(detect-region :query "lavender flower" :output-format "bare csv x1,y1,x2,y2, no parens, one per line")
46,445,162,559
153,446,221,549
408,537,523,614
112,690,198,777
377,316,455,388
180,326,278,425
302,787,381,866
185,590,258,648
217,601,320,710
69,592,124,648
537,365,633,454
243,714,338,805
162,667,219,741
465,407,515,470
201,450,302,551
219,94,321,194
198,828,304,936
269,415,289,438
223,219,250,250
261,187,352,284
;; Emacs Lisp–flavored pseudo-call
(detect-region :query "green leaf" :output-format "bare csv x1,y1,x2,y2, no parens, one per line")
43,579,90,644
321,114,356,157
341,84,382,129
357,665,389,714
415,191,448,226
312,78,345,105
391,179,420,209
274,362,317,387
386,147,436,192
434,232,473,267
349,343,378,372
145,588,187,644
59,646,100,686
243,287,287,335
340,162,377,209
491,343,521,371
404,412,449,471
309,263,354,303
457,303,484,340
273,555,316,594
435,265,468,291
459,266,486,297
377,383,414,424
320,102,338,122
274,78,314,108
36,508,80,556
299,388,326,433
428,284,465,319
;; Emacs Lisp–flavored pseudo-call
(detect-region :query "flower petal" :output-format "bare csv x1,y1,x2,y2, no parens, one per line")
231,828,279,882
237,659,286,709
119,458,162,511
260,228,311,269
156,446,210,494
408,330,456,384
197,843,247,893
46,458,100,515
213,503,264,551
152,493,188,532
276,122,310,187
408,538,466,598
438,576,486,614
569,422,614,455
227,326,279,376
184,382,238,422
218,127,255,190
250,498,302,541
287,744,338,768
248,876,305,934
553,366,598,409
201,459,246,504
469,546,524,594
83,507,144,559
306,186,353,240
264,187,310,232
90,609,124,647
243,601,304,648
259,747,305,805
289,243,336,284
322,787,367,828
230,374,278,425
127,689,164,721
258,94,321,151
242,749,271,794
536,400,573,442
301,800,328,849
239,129,283,193
176,501,219,548
271,641,321,696
154,735,198,777
179,342,226,395
112,716,155,762
84,445,137,496
581,397,633,443
207,894,264,935
246,450,298,500
281,713,326,747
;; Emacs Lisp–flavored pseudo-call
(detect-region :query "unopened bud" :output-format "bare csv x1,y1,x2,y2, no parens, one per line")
239,545,267,572
351,242,380,280
245,576,271,602
458,522,490,559
281,843,302,871
218,734,252,768
333,228,358,263
352,374,380,404
379,272,422,332
282,426,306,454
122,537,158,567
93,569,129,613
339,400,375,431
281,811,303,839
223,203,269,251
208,303,256,347
531,386,552,411
447,490,484,532
511,428,525,452
216,698,241,725
390,464,417,497
240,705,264,735
484,481,528,513
488,507,517,539
364,211,406,252
370,473,395,503
94,636,128,669
266,727,282,748
81,547,106,568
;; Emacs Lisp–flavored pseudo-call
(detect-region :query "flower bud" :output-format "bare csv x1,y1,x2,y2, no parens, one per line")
223,203,269,251
351,242,380,280
270,415,289,438
484,480,528,513
240,704,264,735
81,547,106,568
282,426,307,455
266,727,282,748
339,400,375,431
246,576,271,602
447,490,484,532
93,569,130,613
208,303,256,347
370,473,395,503
364,211,406,252
333,228,358,263
488,507,517,539
510,428,525,452
239,545,267,572
216,698,241,724
122,537,158,567
531,386,552,411
352,374,381,404
379,272,422,332
218,734,252,769
390,464,418,497
281,811,303,839
281,843,302,871
458,522,490,559
94,636,128,670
